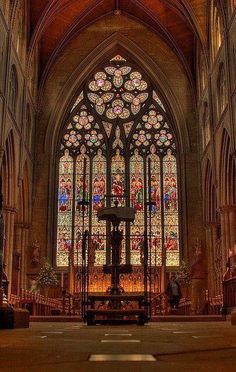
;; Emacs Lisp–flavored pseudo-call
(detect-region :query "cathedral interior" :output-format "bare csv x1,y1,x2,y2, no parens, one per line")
0,1,236,370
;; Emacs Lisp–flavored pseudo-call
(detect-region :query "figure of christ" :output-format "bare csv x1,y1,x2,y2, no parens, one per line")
170,177,177,210
76,176,89,211
93,175,105,211
165,231,178,251
132,230,144,251
58,229,71,251
150,175,160,212
112,172,124,206
92,230,104,251
59,177,72,212
130,177,143,211
164,176,172,210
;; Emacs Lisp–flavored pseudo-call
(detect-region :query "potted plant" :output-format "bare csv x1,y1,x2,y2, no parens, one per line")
36,260,59,297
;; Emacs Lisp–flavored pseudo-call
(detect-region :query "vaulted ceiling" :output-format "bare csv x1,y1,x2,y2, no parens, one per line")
29,0,208,83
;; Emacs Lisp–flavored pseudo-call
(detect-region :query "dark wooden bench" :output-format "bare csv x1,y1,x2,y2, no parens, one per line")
86,308,147,325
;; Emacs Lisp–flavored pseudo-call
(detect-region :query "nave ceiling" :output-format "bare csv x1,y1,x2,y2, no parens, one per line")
27,0,208,84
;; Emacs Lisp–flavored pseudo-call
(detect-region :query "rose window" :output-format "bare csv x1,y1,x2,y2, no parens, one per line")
87,60,150,121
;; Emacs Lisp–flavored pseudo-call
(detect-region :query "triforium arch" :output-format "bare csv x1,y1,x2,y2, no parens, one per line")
219,129,236,207
12,161,30,295
53,52,183,293
204,159,222,298
219,130,236,260
0,130,17,290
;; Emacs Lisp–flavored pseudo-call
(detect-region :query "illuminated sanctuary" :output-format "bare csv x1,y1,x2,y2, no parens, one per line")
0,0,236,325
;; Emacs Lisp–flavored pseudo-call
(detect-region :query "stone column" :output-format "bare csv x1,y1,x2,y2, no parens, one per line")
3,206,16,295
229,205,236,250
219,206,230,270
206,224,213,296
13,224,22,295
21,225,29,290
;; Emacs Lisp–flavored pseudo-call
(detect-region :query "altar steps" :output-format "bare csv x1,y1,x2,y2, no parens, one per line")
29,314,225,322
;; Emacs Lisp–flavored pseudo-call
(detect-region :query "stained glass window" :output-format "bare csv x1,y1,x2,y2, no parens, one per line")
56,56,179,269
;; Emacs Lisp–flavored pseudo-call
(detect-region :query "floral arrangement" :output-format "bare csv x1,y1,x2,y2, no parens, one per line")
36,260,59,289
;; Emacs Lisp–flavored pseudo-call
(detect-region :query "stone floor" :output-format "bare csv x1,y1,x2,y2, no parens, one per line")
0,321,236,371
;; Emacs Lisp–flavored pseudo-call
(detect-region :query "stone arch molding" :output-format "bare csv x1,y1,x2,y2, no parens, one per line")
44,33,191,157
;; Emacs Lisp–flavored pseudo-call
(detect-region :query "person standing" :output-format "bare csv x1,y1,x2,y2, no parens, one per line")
166,274,182,310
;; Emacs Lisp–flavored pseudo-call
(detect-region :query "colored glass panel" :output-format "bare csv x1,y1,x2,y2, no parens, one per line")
87,59,149,120
92,151,106,265
57,56,179,272
74,154,90,266
163,151,179,266
147,154,162,266
130,152,144,265
111,149,125,207
56,151,73,266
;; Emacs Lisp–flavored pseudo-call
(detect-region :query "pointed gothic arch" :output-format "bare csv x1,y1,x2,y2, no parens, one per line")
210,0,223,61
219,129,236,206
54,54,180,279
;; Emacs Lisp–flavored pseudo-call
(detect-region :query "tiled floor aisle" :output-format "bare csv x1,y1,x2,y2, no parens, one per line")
0,322,236,371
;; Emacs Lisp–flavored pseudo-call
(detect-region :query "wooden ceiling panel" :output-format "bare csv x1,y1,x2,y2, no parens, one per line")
30,0,207,80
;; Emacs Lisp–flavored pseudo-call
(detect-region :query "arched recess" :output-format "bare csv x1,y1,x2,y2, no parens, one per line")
12,162,30,294
219,129,233,206
204,159,222,297
44,34,190,155
0,130,16,290
10,0,27,63
219,129,236,252
33,38,201,299
52,52,183,295
44,37,190,264
204,160,217,225
43,37,190,267
1,130,16,208
209,0,223,62
216,63,227,119
9,65,18,118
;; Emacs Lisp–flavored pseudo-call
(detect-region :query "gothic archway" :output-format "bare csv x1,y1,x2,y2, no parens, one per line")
55,55,180,292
